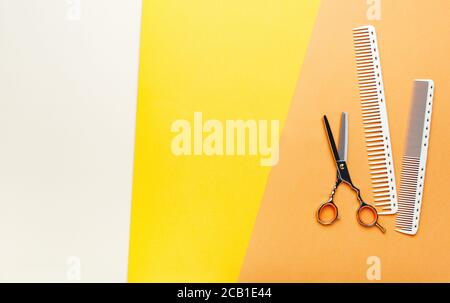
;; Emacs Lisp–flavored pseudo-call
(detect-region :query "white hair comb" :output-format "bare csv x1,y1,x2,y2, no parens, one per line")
352,25,398,215
396,80,434,235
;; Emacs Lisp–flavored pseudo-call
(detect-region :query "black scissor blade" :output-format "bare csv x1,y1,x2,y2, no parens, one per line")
323,115,341,163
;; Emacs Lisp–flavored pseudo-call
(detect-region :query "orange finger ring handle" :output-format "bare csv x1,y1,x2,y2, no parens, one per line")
317,202,338,225
356,204,386,233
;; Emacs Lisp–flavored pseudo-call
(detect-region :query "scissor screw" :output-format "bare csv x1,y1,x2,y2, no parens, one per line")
339,164,345,170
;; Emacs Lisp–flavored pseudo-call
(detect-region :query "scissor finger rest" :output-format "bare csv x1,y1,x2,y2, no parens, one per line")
317,202,338,225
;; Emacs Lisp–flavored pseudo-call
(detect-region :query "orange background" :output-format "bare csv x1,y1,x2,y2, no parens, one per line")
239,0,450,282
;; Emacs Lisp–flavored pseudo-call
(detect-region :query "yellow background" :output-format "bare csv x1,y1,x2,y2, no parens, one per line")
128,0,321,281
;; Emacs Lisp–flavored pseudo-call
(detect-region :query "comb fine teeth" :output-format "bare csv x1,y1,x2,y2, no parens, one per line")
352,25,397,215
396,80,434,235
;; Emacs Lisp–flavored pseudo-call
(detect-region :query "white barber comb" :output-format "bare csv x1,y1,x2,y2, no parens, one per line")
396,80,434,235
352,25,398,215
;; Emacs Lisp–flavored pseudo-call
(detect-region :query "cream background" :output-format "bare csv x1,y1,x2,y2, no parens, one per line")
0,0,141,282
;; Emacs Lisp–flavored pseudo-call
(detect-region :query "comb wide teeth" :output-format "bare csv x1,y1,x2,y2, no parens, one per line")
396,80,434,236
353,25,397,215
396,156,420,234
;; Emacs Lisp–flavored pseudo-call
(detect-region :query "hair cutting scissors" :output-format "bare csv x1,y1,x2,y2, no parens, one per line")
317,113,386,233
